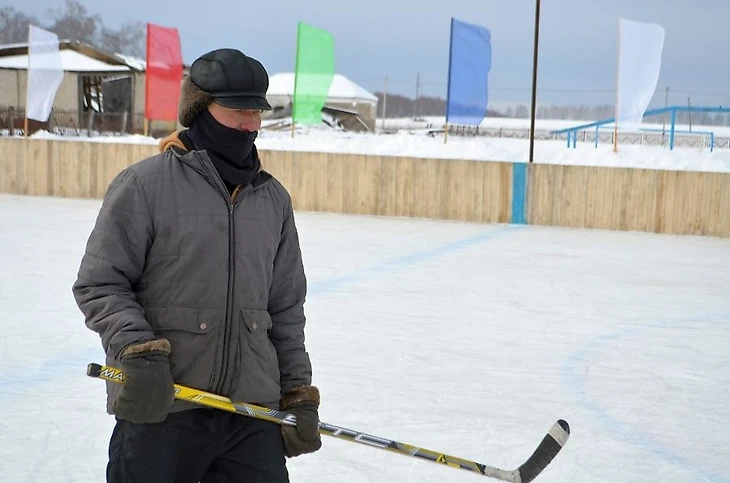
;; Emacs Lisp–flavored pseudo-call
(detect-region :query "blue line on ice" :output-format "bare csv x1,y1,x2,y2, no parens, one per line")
310,225,521,295
563,315,730,483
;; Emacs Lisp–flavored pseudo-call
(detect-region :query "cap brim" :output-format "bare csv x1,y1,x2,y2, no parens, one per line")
213,95,272,111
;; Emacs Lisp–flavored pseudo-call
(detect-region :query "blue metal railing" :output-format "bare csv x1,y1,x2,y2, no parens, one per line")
552,106,730,150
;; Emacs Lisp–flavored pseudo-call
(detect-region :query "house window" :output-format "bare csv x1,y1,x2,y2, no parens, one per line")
81,75,103,112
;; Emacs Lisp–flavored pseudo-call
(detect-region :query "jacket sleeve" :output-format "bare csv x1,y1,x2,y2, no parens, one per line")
72,168,156,359
268,198,312,393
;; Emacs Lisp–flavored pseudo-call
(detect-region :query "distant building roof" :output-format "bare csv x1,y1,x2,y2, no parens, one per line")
0,49,134,72
267,73,378,104
0,40,164,73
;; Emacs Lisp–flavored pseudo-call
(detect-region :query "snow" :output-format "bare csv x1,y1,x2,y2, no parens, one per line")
0,193,728,482
0,49,133,73
268,73,379,103
29,129,160,145
382,116,730,138
113,53,147,71
26,116,730,173
253,127,730,173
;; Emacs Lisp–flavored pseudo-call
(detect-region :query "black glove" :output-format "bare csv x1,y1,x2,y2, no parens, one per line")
280,385,322,457
111,339,175,424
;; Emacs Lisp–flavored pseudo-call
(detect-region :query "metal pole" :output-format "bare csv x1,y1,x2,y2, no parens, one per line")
528,0,541,163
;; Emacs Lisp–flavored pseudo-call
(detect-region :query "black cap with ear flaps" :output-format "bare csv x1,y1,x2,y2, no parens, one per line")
190,48,272,111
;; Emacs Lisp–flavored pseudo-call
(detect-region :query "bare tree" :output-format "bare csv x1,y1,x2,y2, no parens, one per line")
3,1,145,58
100,21,145,57
45,0,100,46
0,7,41,44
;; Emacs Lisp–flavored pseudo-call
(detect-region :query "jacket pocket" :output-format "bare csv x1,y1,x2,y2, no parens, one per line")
236,309,280,402
145,307,219,390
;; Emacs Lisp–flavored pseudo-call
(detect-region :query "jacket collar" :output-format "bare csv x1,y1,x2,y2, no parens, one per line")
158,130,272,191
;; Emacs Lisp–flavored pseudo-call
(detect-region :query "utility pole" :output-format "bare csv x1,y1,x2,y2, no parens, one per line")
413,72,420,120
380,75,388,132
687,96,692,132
662,86,669,145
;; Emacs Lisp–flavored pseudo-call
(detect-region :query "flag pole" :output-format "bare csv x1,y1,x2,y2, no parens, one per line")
444,18,455,145
24,24,31,137
291,22,302,139
613,18,620,153
144,23,150,137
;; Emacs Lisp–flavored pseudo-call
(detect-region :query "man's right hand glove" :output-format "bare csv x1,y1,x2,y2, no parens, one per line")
111,339,175,424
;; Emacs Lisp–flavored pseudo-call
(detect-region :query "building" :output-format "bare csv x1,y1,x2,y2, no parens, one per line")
266,73,379,131
0,40,186,136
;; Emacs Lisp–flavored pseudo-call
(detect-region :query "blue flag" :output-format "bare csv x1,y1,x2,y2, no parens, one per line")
446,18,492,126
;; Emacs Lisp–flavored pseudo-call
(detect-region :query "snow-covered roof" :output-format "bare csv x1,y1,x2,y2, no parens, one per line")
267,73,378,104
0,49,132,72
115,53,147,71
0,40,148,72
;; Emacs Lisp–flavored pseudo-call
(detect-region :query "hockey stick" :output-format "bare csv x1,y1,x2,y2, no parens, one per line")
87,363,569,482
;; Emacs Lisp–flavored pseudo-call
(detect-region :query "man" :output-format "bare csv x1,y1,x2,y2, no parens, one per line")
73,48,321,483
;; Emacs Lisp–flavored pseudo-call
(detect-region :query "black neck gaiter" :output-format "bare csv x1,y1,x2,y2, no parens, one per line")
186,109,261,187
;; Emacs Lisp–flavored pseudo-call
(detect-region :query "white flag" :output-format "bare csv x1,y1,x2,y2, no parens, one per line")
616,18,665,130
26,25,64,122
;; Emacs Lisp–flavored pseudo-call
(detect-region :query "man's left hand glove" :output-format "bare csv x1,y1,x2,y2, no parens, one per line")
280,385,322,457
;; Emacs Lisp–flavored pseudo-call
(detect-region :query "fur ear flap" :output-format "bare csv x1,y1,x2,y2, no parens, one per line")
178,76,212,127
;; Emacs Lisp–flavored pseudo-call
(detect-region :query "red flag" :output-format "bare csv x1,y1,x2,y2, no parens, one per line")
145,23,183,121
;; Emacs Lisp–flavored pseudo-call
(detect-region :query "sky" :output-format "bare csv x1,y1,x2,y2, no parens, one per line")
6,0,730,107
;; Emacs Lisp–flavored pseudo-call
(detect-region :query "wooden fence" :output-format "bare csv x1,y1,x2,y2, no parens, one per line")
1,137,728,237
529,164,730,237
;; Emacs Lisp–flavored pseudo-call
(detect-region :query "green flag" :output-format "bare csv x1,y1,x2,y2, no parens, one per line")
293,22,335,124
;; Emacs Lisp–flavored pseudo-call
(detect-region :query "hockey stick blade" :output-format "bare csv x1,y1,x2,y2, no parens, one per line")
515,419,570,482
87,363,569,482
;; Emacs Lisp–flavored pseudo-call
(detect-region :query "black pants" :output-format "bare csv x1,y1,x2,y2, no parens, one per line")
107,409,289,483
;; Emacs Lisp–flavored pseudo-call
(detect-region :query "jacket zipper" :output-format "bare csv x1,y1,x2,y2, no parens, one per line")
215,196,236,395
204,157,241,395
187,151,259,395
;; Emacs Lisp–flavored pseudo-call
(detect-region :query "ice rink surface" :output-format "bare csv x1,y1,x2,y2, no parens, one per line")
1,193,728,482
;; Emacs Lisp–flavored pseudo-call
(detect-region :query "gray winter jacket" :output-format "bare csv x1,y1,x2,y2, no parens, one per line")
72,139,312,413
